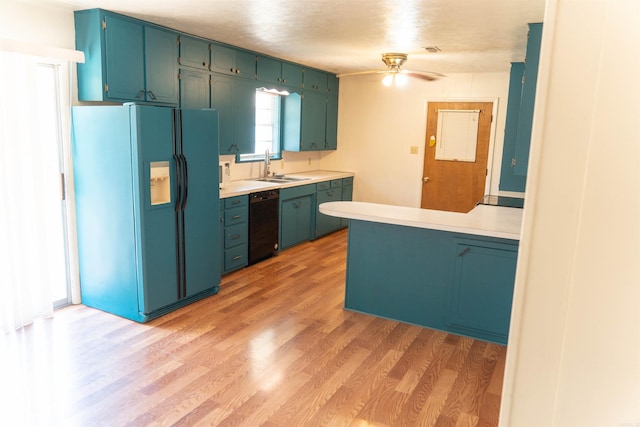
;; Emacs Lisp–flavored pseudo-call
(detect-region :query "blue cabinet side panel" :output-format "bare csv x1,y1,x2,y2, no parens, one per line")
74,9,105,101
345,221,451,328
72,106,140,319
180,109,221,296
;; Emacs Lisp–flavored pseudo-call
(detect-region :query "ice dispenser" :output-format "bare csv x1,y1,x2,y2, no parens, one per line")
150,161,170,205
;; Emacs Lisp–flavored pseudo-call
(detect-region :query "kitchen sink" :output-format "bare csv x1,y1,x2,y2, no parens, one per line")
253,176,311,183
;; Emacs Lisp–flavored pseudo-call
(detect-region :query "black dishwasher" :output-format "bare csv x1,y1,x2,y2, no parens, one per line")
249,189,279,265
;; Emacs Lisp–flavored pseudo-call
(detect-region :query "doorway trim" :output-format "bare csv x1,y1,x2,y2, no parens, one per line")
423,97,500,197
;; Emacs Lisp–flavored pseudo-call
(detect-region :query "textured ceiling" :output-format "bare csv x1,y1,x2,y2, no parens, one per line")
32,0,546,76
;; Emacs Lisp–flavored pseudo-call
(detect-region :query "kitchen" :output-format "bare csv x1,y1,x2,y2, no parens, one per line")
1,0,639,426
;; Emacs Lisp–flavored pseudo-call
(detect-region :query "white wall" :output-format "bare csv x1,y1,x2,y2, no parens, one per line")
0,1,75,48
501,0,640,425
322,72,513,207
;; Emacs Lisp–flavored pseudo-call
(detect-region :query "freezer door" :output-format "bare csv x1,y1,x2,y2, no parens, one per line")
133,106,180,313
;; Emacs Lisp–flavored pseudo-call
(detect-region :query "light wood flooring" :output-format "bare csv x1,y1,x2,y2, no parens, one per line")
0,228,506,426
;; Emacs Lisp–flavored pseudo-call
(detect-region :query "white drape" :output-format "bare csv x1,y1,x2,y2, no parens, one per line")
0,51,67,333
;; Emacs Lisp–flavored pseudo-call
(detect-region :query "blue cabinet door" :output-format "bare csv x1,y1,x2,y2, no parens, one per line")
280,196,313,249
303,68,326,91
301,92,327,151
211,75,256,155
256,55,282,85
211,43,256,79
325,95,338,150
104,14,145,101
179,69,210,109
446,239,518,343
281,62,303,89
499,62,526,192
144,26,179,104
179,35,210,70
180,109,220,297
315,187,342,237
513,23,543,177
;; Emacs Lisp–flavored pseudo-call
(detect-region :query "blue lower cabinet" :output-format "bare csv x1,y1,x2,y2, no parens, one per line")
315,183,342,238
221,195,248,274
344,220,518,344
445,239,518,343
279,184,315,250
340,177,353,228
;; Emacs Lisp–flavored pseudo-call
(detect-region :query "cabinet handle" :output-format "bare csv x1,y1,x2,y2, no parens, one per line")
135,90,145,99
147,90,157,100
232,215,241,220
458,247,471,257
233,255,242,261
231,234,240,240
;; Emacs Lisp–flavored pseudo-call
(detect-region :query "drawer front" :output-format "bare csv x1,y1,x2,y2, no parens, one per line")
225,245,247,271
281,183,315,200
316,181,330,191
224,206,247,225
317,188,342,203
342,177,354,186
330,179,343,188
224,195,248,209
225,223,248,249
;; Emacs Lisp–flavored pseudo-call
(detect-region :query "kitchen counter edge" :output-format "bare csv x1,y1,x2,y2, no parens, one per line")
319,201,522,241
219,170,355,199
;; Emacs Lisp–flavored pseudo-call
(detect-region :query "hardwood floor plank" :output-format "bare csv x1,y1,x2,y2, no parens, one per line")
0,228,508,426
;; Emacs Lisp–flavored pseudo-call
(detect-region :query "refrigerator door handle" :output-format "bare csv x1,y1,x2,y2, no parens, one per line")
181,153,188,211
174,153,182,211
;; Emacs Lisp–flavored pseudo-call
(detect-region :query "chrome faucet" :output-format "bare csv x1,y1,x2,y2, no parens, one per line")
264,148,271,178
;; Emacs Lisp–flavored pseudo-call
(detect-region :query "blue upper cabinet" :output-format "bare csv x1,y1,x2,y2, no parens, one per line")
210,43,256,79
178,35,210,71
178,69,210,109
74,9,178,104
303,68,327,92
499,23,543,192
499,62,526,192
256,55,303,90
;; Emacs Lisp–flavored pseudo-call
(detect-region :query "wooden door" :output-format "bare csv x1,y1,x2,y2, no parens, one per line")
421,101,493,213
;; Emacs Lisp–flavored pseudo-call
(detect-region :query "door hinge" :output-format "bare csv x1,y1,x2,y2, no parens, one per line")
511,158,517,168
104,83,109,92
102,19,106,30
60,173,66,200
522,75,526,84
177,72,181,80
177,35,181,45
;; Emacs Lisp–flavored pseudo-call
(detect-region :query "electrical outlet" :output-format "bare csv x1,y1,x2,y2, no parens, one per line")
280,159,284,168
410,146,419,154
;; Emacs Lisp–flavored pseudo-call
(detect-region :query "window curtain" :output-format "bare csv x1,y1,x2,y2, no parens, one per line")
0,50,70,333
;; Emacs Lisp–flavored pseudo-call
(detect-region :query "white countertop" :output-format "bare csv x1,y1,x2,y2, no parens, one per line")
319,201,523,240
219,170,354,198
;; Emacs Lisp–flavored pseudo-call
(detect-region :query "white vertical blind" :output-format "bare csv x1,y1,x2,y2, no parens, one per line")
0,51,67,332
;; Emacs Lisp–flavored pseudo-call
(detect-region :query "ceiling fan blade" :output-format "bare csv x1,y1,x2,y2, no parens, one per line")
337,70,386,78
402,70,444,82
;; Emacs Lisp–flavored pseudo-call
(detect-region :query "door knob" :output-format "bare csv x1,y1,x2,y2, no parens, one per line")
423,176,430,183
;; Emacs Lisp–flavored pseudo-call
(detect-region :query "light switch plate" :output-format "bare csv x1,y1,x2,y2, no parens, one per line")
410,146,419,154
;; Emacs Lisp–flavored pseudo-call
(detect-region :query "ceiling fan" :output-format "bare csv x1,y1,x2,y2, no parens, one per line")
337,53,444,86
